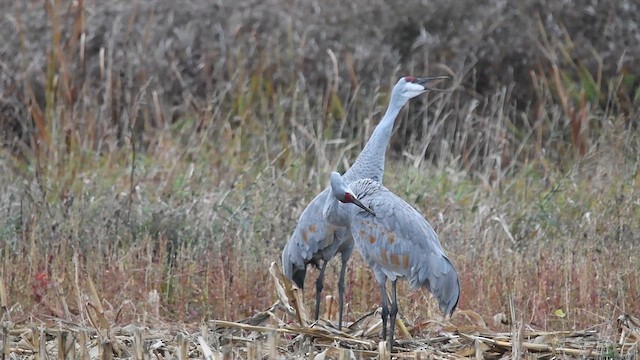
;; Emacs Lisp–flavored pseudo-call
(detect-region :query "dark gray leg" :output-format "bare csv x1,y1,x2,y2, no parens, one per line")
379,280,389,341
314,260,328,320
389,279,399,352
337,244,353,331
337,258,348,330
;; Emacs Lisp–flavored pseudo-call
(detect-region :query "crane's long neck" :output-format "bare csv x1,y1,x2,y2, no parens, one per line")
344,99,403,183
323,178,383,228
323,193,350,228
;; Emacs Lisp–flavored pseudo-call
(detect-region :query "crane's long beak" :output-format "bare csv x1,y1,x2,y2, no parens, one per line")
351,198,376,217
416,76,452,91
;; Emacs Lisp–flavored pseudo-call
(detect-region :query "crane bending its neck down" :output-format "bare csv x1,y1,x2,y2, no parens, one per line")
324,171,460,351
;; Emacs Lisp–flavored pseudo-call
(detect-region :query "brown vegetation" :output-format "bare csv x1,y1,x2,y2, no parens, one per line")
0,0,639,358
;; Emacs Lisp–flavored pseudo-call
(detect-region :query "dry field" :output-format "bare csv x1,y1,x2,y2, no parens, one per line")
1,0,639,358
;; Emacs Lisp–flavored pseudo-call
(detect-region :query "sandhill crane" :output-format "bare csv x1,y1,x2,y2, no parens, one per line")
281,76,450,329
323,171,459,351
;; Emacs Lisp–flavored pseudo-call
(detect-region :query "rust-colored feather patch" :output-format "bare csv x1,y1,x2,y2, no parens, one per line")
388,233,396,244
402,254,409,269
391,253,400,267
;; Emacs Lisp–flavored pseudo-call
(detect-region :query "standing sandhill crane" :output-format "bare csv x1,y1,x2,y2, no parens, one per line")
323,171,459,351
281,76,451,329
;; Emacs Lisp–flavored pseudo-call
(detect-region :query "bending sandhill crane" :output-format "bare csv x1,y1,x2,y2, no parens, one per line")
281,76,450,329
323,171,459,350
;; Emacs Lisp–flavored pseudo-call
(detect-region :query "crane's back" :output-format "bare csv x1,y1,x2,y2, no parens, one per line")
281,188,354,287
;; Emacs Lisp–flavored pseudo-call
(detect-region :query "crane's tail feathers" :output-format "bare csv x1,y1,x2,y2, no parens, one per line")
437,256,460,317
418,255,460,317
291,267,306,289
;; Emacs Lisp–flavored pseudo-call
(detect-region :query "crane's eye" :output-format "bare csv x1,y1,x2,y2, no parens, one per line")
343,192,354,203
404,76,417,83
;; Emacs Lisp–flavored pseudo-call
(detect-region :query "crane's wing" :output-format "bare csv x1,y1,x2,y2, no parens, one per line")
281,188,351,288
350,186,460,316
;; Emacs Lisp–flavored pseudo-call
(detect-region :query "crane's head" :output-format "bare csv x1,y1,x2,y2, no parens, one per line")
330,172,376,216
394,75,452,102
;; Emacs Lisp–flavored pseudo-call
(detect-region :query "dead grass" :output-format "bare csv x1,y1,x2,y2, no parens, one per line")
0,0,639,358
2,265,638,359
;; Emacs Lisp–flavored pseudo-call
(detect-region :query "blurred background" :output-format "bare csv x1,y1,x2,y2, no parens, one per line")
0,0,638,333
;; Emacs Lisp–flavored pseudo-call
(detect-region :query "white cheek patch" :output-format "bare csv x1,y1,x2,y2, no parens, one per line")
405,82,425,93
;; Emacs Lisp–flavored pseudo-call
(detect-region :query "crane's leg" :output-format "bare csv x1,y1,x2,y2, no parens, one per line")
314,260,328,320
337,252,349,330
379,280,389,341
389,279,399,352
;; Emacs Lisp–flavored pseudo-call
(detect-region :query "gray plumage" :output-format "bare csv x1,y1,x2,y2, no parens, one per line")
281,76,451,329
324,171,459,349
